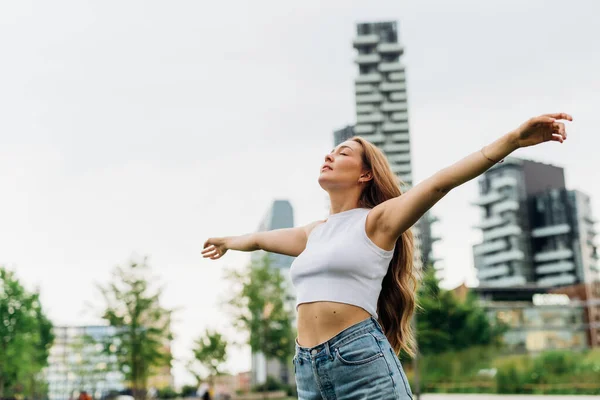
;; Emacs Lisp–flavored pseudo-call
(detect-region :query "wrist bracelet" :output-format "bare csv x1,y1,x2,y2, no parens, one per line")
481,147,504,164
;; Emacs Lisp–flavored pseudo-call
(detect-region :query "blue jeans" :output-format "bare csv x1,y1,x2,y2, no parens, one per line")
294,316,413,399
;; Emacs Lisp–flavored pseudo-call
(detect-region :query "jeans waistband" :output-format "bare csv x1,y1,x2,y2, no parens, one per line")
295,316,384,360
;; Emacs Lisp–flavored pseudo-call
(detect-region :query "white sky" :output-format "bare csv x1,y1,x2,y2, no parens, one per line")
1,0,598,387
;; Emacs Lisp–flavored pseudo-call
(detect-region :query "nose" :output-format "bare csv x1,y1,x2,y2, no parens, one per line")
324,153,334,163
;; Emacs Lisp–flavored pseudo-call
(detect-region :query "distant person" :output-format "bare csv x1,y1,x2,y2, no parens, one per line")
197,383,210,400
203,114,571,398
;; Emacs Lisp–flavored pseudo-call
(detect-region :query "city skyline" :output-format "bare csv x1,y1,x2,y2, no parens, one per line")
1,0,599,387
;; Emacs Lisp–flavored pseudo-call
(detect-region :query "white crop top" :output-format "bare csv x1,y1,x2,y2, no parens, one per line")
289,207,395,318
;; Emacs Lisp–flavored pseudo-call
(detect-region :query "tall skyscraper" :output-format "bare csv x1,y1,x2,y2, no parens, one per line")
334,21,440,270
472,158,599,287
250,200,295,387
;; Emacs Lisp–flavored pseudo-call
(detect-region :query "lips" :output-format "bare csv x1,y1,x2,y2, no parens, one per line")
321,165,333,171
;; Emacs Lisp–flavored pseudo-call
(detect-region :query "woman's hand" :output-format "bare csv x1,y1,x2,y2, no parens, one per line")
202,237,229,260
513,112,572,148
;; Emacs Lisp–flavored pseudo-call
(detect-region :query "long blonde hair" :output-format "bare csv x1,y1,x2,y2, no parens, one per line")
352,136,419,357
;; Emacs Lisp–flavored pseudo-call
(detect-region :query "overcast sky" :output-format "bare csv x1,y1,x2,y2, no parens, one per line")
1,0,598,387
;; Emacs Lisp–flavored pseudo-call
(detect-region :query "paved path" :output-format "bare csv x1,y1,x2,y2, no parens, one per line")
421,395,598,400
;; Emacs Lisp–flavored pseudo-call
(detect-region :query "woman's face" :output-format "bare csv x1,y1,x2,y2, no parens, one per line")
318,140,366,190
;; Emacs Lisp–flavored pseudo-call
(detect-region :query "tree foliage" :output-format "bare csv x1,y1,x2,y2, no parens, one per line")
0,267,54,399
416,268,506,355
97,258,173,400
189,329,228,385
226,255,295,364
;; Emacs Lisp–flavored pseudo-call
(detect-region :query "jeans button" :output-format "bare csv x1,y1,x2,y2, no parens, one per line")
311,349,318,356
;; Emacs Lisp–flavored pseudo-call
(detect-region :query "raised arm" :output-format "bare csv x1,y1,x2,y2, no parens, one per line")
202,220,324,260
368,113,572,249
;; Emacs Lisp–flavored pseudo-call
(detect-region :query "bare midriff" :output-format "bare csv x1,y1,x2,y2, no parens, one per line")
296,301,371,347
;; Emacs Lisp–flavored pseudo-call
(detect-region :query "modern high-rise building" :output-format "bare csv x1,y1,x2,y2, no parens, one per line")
353,21,411,186
46,326,124,400
250,200,296,387
472,157,599,288
333,21,441,270
472,157,600,350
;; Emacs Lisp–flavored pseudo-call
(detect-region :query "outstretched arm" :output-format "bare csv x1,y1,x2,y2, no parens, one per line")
202,220,324,260
368,113,572,248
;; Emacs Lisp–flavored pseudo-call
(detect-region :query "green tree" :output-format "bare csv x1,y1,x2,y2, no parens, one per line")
189,330,228,387
97,258,173,400
0,267,54,399
416,268,506,355
69,334,118,398
226,256,295,365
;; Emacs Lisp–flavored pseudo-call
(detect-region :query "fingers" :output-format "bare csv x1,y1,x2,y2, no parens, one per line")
202,248,221,259
551,134,564,143
532,116,556,125
542,112,573,121
201,243,214,254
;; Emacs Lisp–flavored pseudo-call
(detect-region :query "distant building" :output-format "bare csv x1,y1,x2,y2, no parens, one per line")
46,326,124,400
472,158,599,288
472,284,600,351
333,20,441,271
250,200,296,386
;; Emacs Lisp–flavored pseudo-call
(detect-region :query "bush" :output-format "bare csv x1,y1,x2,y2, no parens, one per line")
156,386,178,399
180,384,198,397
251,376,286,392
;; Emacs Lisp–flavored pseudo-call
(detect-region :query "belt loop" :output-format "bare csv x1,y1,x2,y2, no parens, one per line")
324,341,334,361
371,316,384,333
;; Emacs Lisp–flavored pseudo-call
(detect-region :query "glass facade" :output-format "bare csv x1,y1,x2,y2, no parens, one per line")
486,303,588,353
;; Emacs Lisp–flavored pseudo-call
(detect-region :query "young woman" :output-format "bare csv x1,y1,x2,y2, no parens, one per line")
202,113,571,399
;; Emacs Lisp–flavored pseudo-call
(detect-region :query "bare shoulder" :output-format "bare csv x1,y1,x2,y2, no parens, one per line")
302,219,327,237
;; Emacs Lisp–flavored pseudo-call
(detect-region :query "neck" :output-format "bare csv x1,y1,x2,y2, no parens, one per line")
328,189,362,214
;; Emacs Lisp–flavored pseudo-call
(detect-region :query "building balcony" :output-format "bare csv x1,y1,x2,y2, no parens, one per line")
359,133,386,143
483,275,527,287
382,122,409,132
353,34,379,47
356,93,384,104
356,104,375,113
381,102,407,112
355,53,381,64
378,62,404,72
536,261,575,274
355,84,375,94
355,73,383,84
537,274,577,287
473,240,508,256
354,124,375,134
356,113,384,124
482,224,522,241
387,153,411,163
390,92,407,101
475,215,505,230
391,112,409,122
534,248,574,263
491,176,518,190
492,199,520,213
532,223,571,238
377,43,404,54
383,143,411,153
478,264,510,280
473,191,505,206
390,164,412,174
483,249,525,266
380,82,406,92
388,72,406,81
390,133,410,142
